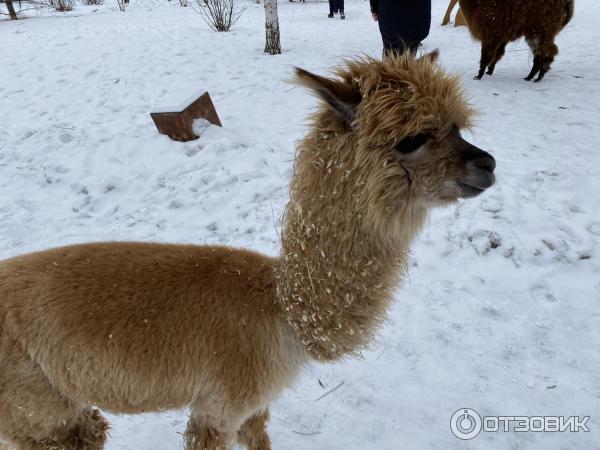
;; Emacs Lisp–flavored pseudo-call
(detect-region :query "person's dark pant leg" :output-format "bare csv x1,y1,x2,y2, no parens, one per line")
335,0,344,12
328,0,335,14
382,36,420,57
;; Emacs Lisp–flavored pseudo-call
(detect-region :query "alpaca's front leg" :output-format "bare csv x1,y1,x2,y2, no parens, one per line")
487,41,507,75
442,0,459,25
534,42,559,82
184,416,234,450
238,410,272,450
476,40,501,79
525,55,542,81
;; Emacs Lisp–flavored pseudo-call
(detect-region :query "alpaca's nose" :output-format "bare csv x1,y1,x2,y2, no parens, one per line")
459,138,496,174
471,153,496,173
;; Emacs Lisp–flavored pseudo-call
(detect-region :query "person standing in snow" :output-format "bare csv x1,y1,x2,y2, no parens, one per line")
370,0,431,55
328,0,345,20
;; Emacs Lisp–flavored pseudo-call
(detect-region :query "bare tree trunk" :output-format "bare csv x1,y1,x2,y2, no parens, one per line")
5,0,18,20
263,0,281,55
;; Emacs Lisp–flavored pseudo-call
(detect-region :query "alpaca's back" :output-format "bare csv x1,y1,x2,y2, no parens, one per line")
460,0,574,41
0,242,303,415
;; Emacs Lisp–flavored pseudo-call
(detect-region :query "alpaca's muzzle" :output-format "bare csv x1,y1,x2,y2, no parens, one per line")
457,145,496,197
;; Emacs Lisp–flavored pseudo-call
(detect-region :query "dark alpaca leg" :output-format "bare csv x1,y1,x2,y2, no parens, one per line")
0,335,109,450
476,40,500,80
487,41,507,75
185,416,234,450
525,55,542,81
535,42,559,82
237,411,272,450
524,36,544,81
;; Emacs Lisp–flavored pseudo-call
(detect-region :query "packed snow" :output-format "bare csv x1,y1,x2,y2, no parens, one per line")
1,0,599,448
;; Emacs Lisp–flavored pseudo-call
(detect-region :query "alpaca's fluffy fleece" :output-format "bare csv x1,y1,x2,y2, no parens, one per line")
278,53,476,361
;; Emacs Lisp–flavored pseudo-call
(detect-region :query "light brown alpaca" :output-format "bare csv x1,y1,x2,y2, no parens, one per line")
442,0,467,27
0,52,495,450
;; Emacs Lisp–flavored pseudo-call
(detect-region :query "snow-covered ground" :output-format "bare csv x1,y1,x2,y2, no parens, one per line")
1,0,599,448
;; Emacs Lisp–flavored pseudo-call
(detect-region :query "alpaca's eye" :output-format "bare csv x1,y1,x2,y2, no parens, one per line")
394,133,431,154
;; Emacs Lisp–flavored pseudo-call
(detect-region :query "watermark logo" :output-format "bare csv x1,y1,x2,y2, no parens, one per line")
450,408,482,440
450,408,590,440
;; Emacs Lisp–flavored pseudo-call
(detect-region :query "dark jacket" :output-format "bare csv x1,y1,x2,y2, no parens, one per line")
370,0,432,45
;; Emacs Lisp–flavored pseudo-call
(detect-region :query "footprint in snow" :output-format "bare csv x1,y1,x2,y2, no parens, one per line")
529,285,557,303
468,230,502,255
586,222,600,237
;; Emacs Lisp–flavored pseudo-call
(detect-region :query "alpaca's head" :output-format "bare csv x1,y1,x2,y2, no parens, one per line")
295,51,495,228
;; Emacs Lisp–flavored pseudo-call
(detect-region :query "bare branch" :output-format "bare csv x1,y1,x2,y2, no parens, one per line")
193,0,244,32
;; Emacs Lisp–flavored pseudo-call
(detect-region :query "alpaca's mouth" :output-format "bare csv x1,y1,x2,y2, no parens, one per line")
457,181,485,198
456,173,495,198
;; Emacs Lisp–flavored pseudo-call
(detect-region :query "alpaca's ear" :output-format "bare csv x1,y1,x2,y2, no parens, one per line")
294,67,362,126
419,49,440,64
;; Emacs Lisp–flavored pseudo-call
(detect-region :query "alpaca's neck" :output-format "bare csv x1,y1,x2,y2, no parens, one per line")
276,130,426,361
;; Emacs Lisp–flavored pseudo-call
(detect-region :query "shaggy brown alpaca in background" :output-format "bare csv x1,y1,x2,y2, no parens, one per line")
0,51,495,450
459,0,574,81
